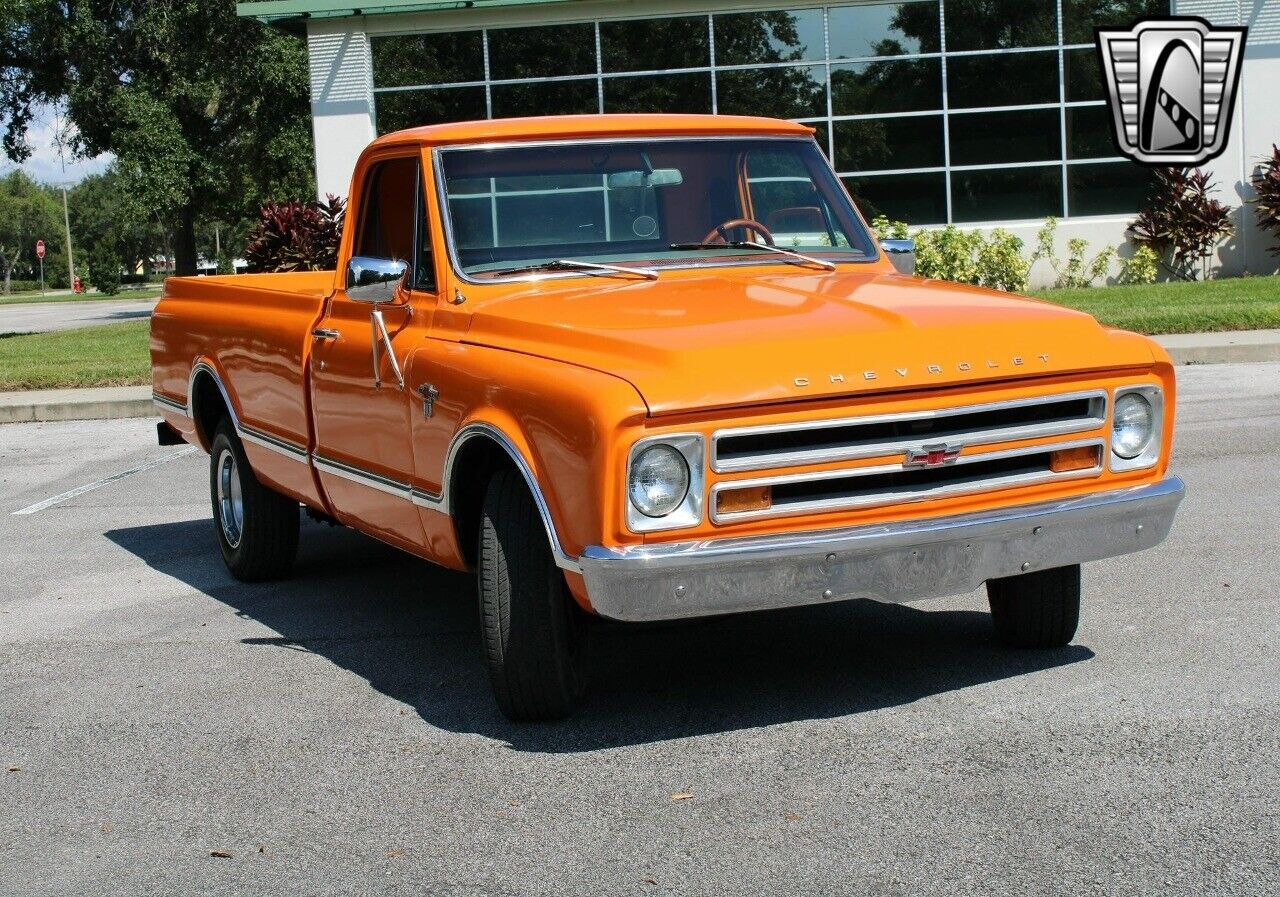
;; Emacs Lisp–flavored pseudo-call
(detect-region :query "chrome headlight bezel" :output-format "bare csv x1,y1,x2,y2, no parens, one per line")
1110,385,1163,471
625,434,704,532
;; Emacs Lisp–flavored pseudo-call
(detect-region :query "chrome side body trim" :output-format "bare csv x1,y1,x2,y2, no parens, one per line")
710,389,1109,473
187,362,310,462
152,392,188,416
442,423,582,574
709,438,1106,524
241,425,310,463
579,476,1186,622
312,453,444,507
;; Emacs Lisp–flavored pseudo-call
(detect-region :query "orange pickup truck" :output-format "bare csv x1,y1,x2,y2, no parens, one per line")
152,114,1184,720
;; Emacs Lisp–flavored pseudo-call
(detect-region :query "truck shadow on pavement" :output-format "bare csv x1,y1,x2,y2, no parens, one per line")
105,516,1094,753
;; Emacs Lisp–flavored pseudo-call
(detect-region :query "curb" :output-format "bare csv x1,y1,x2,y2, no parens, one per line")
0,386,154,424
1155,331,1280,365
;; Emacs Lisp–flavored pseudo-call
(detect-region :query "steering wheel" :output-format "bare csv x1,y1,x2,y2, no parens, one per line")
700,218,775,246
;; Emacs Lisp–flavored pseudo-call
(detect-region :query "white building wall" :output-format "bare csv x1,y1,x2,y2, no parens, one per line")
306,22,376,199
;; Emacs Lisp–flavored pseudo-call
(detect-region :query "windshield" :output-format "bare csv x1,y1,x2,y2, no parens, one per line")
437,137,877,279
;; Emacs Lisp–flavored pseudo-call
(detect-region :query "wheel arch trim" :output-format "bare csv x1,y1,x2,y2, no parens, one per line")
443,421,582,574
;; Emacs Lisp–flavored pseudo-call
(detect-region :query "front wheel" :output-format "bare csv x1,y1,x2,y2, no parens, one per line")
986,564,1081,648
477,468,589,721
209,420,299,582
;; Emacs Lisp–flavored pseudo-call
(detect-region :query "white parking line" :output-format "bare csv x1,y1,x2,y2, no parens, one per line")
11,447,198,516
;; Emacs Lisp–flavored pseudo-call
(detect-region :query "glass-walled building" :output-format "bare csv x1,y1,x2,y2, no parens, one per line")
239,0,1278,279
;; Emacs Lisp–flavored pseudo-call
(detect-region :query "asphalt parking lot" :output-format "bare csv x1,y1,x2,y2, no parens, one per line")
2,363,1277,896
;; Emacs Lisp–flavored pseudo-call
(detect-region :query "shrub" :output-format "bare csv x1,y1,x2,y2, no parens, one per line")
1249,143,1280,257
87,245,123,296
976,229,1030,293
1117,245,1160,285
244,194,346,273
1129,168,1232,280
1031,217,1114,288
913,225,981,284
870,215,909,241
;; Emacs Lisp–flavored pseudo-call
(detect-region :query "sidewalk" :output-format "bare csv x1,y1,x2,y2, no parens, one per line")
0,330,1277,424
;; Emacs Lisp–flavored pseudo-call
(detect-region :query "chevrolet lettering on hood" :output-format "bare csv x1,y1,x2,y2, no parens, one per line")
794,354,1051,388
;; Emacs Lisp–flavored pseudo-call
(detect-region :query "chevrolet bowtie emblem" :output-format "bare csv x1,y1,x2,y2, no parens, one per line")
1096,16,1246,166
904,444,962,469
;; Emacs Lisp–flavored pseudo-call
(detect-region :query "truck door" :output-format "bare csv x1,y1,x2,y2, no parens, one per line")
309,152,431,548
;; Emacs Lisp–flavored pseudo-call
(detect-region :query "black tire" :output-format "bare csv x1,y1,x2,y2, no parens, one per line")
209,419,299,582
987,564,1081,648
477,467,589,721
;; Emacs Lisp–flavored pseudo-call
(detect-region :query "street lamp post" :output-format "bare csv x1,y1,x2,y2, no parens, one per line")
61,185,74,287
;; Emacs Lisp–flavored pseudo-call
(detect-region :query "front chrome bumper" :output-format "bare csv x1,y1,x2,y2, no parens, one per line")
579,476,1185,622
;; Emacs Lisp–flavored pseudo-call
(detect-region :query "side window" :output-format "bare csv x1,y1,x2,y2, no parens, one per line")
354,156,435,292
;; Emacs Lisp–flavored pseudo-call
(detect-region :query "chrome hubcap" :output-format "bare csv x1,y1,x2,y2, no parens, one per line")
216,448,244,549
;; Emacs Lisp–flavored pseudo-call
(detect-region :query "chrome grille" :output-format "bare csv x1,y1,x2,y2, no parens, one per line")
711,390,1108,473
711,440,1105,523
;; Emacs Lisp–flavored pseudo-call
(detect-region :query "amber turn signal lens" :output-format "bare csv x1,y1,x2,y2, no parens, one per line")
1050,445,1101,473
716,485,772,515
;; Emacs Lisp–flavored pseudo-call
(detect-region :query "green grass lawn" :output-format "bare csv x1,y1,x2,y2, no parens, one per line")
1029,276,1280,335
0,321,151,391
0,286,162,306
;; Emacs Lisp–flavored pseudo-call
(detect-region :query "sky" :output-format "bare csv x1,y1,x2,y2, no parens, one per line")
0,103,113,185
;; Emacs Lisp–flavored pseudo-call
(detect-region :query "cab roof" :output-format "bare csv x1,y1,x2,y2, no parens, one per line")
369,114,814,149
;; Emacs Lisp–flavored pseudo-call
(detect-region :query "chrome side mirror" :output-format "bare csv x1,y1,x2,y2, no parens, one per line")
880,238,915,275
347,256,409,303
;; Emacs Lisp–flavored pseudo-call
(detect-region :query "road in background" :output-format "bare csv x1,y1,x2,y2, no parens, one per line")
0,297,157,334
1,364,1277,896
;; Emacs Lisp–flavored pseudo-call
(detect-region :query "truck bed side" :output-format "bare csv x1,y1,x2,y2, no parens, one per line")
151,271,334,505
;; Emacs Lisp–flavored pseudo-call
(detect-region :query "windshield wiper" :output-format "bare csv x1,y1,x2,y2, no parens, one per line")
669,241,837,272
491,258,659,280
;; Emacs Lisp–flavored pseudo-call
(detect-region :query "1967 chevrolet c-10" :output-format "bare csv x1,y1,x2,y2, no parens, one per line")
152,114,1184,720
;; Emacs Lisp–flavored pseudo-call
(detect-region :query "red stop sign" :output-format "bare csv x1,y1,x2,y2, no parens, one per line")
35,240,46,259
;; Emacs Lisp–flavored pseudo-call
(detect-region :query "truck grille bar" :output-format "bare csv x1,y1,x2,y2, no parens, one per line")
710,390,1108,473
711,440,1106,524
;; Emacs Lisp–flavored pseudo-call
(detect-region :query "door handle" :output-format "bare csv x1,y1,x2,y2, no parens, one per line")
312,328,340,340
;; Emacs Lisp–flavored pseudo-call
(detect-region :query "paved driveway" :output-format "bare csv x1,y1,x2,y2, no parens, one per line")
1,363,1277,896
0,297,157,334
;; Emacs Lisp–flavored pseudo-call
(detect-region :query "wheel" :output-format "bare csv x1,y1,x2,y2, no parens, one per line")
986,564,1081,648
477,467,589,721
209,419,299,582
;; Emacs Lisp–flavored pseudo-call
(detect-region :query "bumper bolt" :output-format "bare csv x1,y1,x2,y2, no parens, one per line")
1032,526,1043,536
822,589,833,600
1021,562,1031,572
674,585,686,599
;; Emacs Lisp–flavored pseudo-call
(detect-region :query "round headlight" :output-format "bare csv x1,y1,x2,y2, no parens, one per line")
1112,392,1154,459
628,444,690,518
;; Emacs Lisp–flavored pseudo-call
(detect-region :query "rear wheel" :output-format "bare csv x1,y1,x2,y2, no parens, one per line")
209,419,299,582
987,564,1081,648
477,467,589,721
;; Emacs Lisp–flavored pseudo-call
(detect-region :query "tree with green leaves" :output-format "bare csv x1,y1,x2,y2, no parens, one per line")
1,0,316,275
0,170,63,293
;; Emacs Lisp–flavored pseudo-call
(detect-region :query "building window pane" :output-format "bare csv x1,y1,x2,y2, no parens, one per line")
604,73,713,113
831,58,941,114
376,87,488,134
949,109,1061,166
810,121,830,159
601,17,710,72
828,1,941,58
951,165,1063,222
947,51,1059,108
1062,0,1168,45
1064,47,1105,103
488,23,595,79
944,0,1057,51
491,79,598,118
834,116,944,172
717,65,826,119
843,172,947,224
449,198,494,249
1067,105,1119,159
714,9,825,66
1067,162,1156,217
371,32,485,88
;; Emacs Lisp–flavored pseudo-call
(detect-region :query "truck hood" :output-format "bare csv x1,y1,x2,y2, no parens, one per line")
462,270,1156,415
